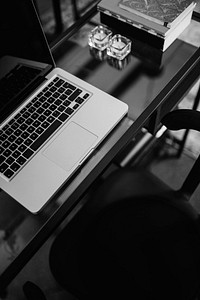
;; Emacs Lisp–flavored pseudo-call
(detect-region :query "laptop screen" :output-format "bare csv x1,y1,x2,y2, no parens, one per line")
0,0,55,124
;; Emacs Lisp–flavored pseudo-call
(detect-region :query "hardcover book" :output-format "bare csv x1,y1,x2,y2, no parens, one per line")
98,0,196,51
118,0,195,28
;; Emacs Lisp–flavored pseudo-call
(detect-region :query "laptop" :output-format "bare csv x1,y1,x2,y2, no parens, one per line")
0,0,128,213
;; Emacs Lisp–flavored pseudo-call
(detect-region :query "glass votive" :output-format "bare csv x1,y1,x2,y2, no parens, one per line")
107,54,131,70
88,25,112,51
89,47,107,61
107,34,132,60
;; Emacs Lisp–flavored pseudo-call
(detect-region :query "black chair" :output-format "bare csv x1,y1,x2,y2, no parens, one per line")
48,109,200,300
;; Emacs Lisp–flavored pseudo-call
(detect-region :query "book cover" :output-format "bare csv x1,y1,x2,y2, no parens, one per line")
98,0,182,35
99,5,194,51
118,0,195,27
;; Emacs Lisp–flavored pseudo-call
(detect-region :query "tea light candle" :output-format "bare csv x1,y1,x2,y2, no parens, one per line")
112,39,126,50
107,34,132,60
88,25,112,50
93,30,107,41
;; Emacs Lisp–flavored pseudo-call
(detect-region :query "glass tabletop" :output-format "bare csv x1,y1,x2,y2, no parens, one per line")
54,13,200,130
0,8,199,292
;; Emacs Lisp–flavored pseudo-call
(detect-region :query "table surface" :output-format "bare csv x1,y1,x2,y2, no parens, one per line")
0,7,200,292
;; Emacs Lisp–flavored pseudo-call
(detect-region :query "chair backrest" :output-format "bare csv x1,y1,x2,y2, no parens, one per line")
49,194,200,300
162,109,200,199
49,109,200,300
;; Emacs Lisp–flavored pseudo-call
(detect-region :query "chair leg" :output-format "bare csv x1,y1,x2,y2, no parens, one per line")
177,81,200,157
23,281,47,300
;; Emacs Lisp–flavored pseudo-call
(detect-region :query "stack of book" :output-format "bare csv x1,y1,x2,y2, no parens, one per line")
97,0,196,51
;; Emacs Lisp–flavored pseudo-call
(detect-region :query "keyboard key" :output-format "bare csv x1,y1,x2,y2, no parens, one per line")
23,148,34,159
4,169,14,179
42,102,50,109
27,126,35,133
36,107,45,114
68,89,82,101
59,94,67,100
26,118,34,125
58,113,69,122
43,110,51,117
39,96,47,103
47,97,55,104
55,79,64,87
32,113,39,119
54,99,62,106
41,121,50,129
9,143,18,151
23,112,31,119
65,107,74,115
24,138,33,146
8,135,16,142
63,82,76,90
3,149,12,157
38,115,46,122
17,117,25,124
47,116,55,123
11,123,19,130
75,97,84,104
5,128,14,135
15,137,24,145
0,155,5,164
35,127,44,135
52,111,60,118
18,144,27,152
0,134,8,141
73,104,79,109
34,101,42,108
14,129,22,136
53,77,59,82
58,105,65,112
0,163,9,173
83,93,90,99
28,106,36,113
16,156,26,166
20,123,28,131
58,87,65,94
63,100,70,107
10,162,20,172
65,89,73,96
6,157,15,165
2,141,11,149
32,120,41,128
21,132,29,139
30,119,61,151
2,125,9,132
13,150,21,158
49,87,57,93
44,91,52,98
53,92,60,99
49,104,57,111
30,133,39,140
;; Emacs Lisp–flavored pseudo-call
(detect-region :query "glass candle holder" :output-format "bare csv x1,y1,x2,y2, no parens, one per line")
88,25,112,51
107,54,131,70
89,47,107,61
107,34,132,60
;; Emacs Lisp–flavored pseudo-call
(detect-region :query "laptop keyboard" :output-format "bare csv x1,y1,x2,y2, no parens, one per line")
0,76,91,181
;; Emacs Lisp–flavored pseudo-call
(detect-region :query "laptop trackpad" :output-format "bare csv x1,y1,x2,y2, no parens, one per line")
43,122,98,171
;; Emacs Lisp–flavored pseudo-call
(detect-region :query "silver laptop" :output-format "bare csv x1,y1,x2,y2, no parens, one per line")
0,0,128,213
